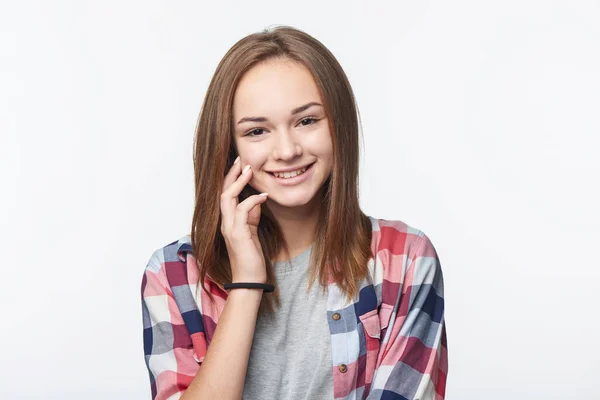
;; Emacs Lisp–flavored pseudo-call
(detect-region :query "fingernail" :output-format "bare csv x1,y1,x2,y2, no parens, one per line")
243,165,250,174
259,192,268,196
234,156,240,164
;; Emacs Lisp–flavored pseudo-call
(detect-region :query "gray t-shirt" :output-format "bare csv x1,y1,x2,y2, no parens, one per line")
242,245,334,399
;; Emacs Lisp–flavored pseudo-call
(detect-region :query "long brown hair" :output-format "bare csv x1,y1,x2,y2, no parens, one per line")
191,25,372,313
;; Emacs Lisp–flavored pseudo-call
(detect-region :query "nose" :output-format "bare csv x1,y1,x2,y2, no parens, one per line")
272,130,302,161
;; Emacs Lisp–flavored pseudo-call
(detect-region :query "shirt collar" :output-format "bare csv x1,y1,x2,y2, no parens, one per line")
176,235,192,262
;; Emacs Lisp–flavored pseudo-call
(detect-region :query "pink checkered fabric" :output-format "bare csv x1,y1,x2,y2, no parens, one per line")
141,216,448,399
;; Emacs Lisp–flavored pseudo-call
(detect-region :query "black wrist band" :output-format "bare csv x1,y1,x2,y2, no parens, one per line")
224,282,275,293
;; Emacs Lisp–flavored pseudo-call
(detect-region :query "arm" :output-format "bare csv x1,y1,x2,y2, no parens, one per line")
142,160,269,399
142,253,263,400
367,233,448,400
180,288,262,400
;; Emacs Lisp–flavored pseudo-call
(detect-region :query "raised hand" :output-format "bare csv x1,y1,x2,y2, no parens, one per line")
220,157,269,284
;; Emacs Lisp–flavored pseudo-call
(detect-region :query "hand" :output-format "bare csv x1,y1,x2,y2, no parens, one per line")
220,157,269,284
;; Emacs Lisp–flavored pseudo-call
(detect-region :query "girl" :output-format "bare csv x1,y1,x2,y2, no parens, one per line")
141,25,448,400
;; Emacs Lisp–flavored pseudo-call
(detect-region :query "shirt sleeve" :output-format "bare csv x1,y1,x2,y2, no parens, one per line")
367,232,448,400
141,250,201,400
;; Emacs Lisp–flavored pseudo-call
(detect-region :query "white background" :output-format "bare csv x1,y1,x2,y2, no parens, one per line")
2,0,599,399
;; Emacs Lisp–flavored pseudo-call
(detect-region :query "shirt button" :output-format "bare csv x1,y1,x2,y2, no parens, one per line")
338,364,348,373
332,312,341,321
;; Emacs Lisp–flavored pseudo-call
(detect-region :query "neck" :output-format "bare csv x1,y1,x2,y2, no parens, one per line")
267,190,324,262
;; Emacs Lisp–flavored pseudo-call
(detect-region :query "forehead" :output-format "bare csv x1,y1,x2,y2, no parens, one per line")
232,58,323,119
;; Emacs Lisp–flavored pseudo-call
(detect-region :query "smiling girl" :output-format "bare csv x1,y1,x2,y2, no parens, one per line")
141,26,448,400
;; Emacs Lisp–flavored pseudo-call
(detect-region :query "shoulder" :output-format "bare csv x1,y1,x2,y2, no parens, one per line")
141,234,194,294
367,216,433,260
366,216,441,287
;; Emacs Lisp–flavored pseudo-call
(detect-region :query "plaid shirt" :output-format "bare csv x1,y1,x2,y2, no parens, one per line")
141,217,448,399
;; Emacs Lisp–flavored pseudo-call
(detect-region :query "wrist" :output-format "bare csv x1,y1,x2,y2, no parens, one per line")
231,276,267,285
225,287,264,303
224,282,274,293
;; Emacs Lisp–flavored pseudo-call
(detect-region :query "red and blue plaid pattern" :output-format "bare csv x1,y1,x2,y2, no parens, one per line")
142,217,448,399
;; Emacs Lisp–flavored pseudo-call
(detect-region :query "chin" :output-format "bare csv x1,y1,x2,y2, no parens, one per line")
261,186,324,209
267,193,314,208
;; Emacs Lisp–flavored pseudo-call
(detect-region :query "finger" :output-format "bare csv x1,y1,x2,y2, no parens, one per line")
221,156,242,230
222,156,241,192
232,193,268,234
222,164,253,202
221,164,253,230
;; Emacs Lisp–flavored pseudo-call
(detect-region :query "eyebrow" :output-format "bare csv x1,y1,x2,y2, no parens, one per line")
236,102,323,125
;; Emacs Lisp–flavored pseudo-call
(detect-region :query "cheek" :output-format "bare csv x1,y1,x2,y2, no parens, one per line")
319,136,334,174
312,132,334,162
236,142,260,164
239,146,269,172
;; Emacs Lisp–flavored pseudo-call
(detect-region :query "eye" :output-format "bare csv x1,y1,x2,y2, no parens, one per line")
299,117,319,127
243,117,320,137
244,128,266,137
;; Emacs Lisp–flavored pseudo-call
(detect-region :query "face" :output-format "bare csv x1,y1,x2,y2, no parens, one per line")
232,58,333,211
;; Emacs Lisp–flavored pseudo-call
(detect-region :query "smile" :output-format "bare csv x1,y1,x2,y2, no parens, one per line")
271,166,308,179
267,162,316,185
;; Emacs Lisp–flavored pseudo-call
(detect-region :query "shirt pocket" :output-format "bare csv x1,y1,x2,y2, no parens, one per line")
359,309,381,386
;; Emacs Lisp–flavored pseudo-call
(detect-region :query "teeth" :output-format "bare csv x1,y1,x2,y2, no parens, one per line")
273,166,307,179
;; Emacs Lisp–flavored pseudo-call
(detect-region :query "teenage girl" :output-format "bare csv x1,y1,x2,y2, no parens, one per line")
141,25,448,400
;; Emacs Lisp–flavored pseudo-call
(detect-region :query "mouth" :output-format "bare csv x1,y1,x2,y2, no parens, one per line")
267,162,315,179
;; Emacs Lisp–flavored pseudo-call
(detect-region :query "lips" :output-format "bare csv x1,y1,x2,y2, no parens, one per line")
267,162,315,178
267,162,315,185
